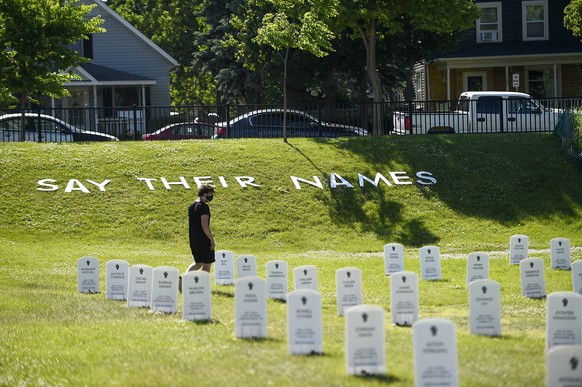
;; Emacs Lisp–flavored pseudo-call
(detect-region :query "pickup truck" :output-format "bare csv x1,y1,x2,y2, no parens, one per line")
392,91,564,134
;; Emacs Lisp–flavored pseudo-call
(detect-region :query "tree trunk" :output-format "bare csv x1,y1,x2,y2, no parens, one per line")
359,18,384,135
19,93,27,142
283,47,289,143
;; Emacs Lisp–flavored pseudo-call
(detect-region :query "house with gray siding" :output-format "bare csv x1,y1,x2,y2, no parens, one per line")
41,0,178,137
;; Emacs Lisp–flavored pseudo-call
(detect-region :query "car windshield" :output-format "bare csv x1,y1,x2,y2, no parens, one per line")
458,96,470,112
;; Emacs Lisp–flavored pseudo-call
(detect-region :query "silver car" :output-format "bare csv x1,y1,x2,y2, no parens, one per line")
0,113,119,142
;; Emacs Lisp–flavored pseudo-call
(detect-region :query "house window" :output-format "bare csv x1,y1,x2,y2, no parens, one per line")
523,1,548,40
82,34,93,59
526,67,554,98
477,2,502,43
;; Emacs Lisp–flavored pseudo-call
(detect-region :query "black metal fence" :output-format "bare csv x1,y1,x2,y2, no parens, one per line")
1,96,581,142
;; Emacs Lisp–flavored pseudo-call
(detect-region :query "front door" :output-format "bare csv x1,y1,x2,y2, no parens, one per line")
463,72,487,92
64,88,90,130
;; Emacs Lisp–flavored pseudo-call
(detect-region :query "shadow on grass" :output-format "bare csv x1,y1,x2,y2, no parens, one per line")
213,289,235,298
289,135,582,243
186,319,221,326
351,372,401,384
313,174,439,247
331,135,582,225
238,336,282,343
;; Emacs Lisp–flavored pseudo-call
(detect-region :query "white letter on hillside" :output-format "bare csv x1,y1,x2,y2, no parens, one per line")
86,180,111,192
235,176,260,188
161,176,190,190
218,176,228,188
416,171,437,185
193,176,213,187
65,179,90,193
290,176,324,190
37,179,59,192
137,178,157,191
358,173,392,187
389,172,412,185
330,173,354,188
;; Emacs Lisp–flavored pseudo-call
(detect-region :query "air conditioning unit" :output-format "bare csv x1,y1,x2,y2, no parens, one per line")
480,31,498,41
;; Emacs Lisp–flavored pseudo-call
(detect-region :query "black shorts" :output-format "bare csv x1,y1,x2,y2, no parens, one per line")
191,246,215,264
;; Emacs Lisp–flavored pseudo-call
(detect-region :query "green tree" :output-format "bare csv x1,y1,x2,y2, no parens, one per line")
0,0,104,139
337,0,478,134
565,0,582,40
232,0,337,141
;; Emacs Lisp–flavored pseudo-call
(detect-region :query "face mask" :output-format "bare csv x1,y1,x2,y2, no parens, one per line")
205,194,214,202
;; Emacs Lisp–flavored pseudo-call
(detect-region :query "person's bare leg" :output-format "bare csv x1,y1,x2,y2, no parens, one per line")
187,262,203,272
202,264,212,273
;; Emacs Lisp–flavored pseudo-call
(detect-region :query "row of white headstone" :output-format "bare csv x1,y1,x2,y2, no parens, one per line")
77,237,581,385
384,238,582,296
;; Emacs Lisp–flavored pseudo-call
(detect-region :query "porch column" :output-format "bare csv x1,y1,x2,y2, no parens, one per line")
553,64,558,97
424,61,430,101
446,67,451,100
505,66,509,90
93,86,99,131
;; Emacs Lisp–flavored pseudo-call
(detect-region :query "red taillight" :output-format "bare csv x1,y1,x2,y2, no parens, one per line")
404,116,411,132
214,126,226,137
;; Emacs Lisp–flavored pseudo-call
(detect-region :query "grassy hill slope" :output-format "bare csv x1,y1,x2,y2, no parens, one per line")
1,134,582,386
1,134,581,253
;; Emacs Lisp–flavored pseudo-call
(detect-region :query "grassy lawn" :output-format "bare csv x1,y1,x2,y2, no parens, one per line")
1,134,581,386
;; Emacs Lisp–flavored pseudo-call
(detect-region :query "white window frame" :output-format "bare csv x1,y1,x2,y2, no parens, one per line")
522,0,548,41
477,2,502,43
463,71,488,92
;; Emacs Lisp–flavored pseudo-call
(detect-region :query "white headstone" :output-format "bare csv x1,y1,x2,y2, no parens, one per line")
336,267,363,316
413,318,459,387
150,266,179,313
182,271,212,321
287,289,323,355
266,260,288,301
127,265,153,308
546,292,582,350
551,238,571,270
469,279,501,336
105,259,129,300
236,255,257,279
345,305,386,376
546,345,582,387
573,261,582,295
293,265,318,291
214,250,235,285
384,243,405,275
510,234,528,265
77,256,100,293
466,252,490,287
419,246,442,281
235,276,267,338
520,257,546,299
390,271,419,326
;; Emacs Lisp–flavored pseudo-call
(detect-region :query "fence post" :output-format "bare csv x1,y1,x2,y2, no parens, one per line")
317,104,322,136
132,105,138,140
407,101,414,135
225,104,230,138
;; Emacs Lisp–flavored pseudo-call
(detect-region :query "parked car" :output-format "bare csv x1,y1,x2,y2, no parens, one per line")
0,113,119,142
142,121,225,141
214,109,368,138
392,91,564,134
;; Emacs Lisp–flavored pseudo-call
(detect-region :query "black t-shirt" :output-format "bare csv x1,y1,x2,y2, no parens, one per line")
188,201,211,247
